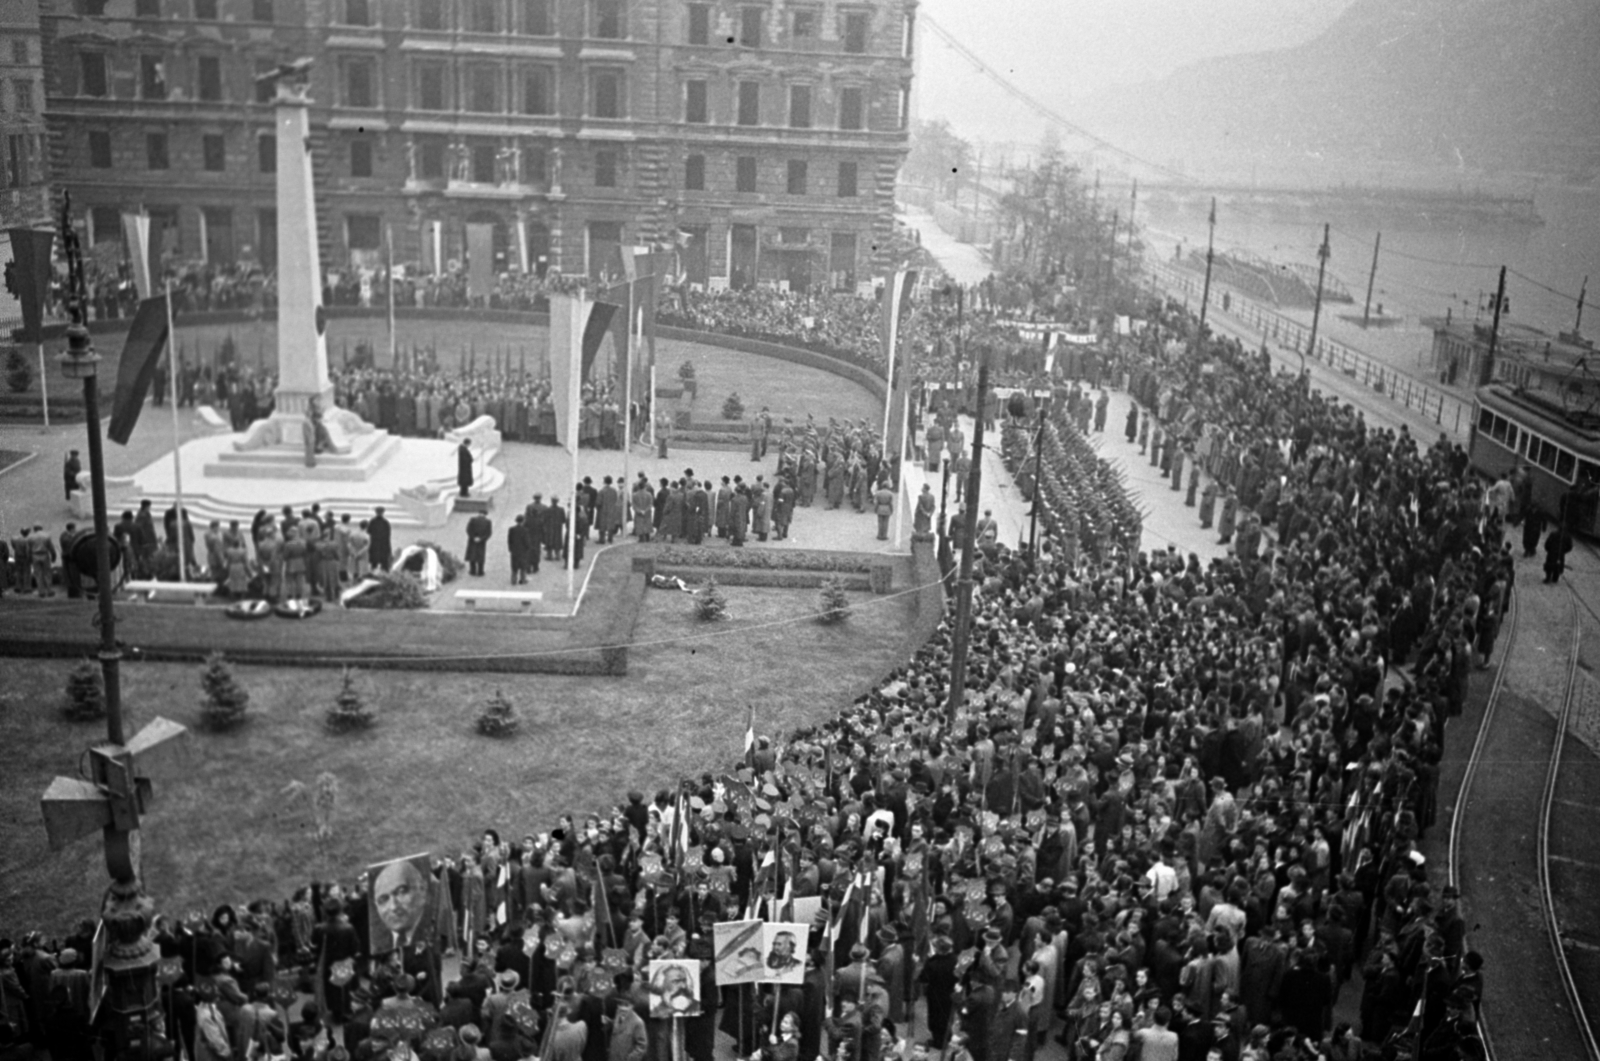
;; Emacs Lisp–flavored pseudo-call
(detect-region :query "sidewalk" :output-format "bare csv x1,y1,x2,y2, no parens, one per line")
899,206,993,286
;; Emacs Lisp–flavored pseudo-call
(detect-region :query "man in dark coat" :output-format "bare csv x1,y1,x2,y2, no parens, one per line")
525,495,548,566
465,512,492,576
63,450,82,501
546,498,568,560
688,480,710,545
457,439,475,498
508,515,532,584
367,507,393,571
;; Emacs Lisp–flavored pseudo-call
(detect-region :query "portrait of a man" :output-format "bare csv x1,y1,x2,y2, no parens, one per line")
760,922,808,984
647,959,701,1018
367,853,436,954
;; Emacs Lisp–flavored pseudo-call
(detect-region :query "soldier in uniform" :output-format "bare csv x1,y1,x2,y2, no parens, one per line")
1186,463,1200,507
1217,486,1239,546
1199,480,1218,529
631,478,655,542
873,480,895,540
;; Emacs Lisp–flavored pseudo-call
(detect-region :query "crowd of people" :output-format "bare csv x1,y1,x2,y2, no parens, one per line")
5,277,1508,1061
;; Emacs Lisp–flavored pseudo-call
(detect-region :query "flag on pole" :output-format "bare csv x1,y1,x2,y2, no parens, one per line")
580,300,618,382
880,269,918,458
7,227,55,344
743,704,756,768
668,787,689,870
548,294,588,452
121,212,153,300
107,294,172,445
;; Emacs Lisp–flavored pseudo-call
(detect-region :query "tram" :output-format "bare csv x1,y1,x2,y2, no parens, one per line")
1469,383,1600,535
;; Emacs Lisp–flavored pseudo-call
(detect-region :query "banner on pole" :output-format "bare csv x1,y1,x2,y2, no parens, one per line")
107,295,172,445
466,222,494,301
549,294,587,452
712,920,764,986
122,212,153,300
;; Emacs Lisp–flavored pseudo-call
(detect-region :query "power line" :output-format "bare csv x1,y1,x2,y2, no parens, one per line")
1508,268,1583,304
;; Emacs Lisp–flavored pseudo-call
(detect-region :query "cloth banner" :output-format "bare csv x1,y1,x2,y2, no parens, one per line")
603,279,631,394
465,223,494,301
882,268,918,461
122,213,153,300
106,294,171,445
580,300,618,382
7,227,55,344
549,294,587,452
712,920,764,986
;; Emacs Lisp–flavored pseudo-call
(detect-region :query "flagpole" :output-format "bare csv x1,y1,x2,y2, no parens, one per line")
622,277,634,504
385,224,397,371
36,340,49,429
164,281,187,582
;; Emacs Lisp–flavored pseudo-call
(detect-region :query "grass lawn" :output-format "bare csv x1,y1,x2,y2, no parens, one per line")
0,582,913,932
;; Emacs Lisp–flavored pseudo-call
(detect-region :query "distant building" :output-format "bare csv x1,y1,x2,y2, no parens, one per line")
0,0,49,229
40,0,914,291
1431,317,1598,400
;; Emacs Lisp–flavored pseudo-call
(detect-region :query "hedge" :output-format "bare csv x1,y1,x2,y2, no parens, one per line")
654,546,875,573
654,567,873,591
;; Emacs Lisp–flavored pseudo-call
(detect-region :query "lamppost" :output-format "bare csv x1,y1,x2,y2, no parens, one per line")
936,454,952,579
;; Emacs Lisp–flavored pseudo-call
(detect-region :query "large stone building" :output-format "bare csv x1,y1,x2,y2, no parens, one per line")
40,0,915,292
0,0,49,229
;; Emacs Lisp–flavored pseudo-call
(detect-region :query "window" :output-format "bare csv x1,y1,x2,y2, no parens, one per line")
255,60,277,102
197,56,222,102
838,86,863,130
898,86,908,129
344,58,375,107
467,64,499,112
350,138,373,177
739,6,763,47
203,133,226,172
135,0,159,14
418,136,445,178
203,207,233,264
780,227,809,244
88,131,112,169
13,81,32,112
520,67,552,114
416,0,446,29
5,134,23,187
590,69,622,118
687,3,710,44
837,160,857,197
80,0,108,13
737,81,759,125
91,207,121,245
465,0,497,33
902,12,914,57
842,11,868,53
521,0,552,34
786,159,807,195
735,155,756,193
257,208,277,268
792,8,817,40
593,0,624,39
141,55,166,99
12,39,27,64
344,0,372,26
194,0,217,18
346,214,381,251
253,0,274,21
80,53,108,98
594,149,617,188
587,220,623,280
521,144,546,184
258,132,276,172
471,143,495,182
789,85,811,128
684,153,704,191
684,80,707,123
147,132,169,170
829,231,857,290
416,61,445,109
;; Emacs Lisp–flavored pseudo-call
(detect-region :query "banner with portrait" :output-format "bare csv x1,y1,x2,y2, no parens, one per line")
647,959,702,1018
759,922,809,985
366,852,438,954
712,920,764,986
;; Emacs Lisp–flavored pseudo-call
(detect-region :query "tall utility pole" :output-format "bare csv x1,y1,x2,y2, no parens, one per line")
1195,197,1217,352
1483,265,1507,385
1575,275,1588,337
1102,209,1119,316
945,345,989,723
1305,224,1331,372
1126,178,1138,263
1362,231,1381,328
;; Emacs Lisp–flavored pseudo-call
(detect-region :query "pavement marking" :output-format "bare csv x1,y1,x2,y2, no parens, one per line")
1548,853,1600,871
1554,799,1600,814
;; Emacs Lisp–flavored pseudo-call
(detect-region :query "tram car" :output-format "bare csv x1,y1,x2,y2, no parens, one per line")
1469,383,1600,535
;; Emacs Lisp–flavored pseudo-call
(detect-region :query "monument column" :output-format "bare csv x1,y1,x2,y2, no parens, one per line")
273,70,333,418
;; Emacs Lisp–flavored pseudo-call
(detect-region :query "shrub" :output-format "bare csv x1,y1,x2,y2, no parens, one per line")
344,570,428,610
476,689,520,737
721,392,744,421
4,345,31,394
199,651,250,731
63,659,106,721
677,359,696,381
325,667,376,732
655,547,874,574
693,577,729,622
817,576,851,624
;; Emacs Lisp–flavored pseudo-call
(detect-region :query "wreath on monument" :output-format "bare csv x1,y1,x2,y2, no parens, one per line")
225,600,273,621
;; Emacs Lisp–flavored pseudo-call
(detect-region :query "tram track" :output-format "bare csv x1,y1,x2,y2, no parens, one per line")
1451,565,1599,1061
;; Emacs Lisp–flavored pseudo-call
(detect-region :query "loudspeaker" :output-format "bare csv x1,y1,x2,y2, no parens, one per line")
67,528,123,580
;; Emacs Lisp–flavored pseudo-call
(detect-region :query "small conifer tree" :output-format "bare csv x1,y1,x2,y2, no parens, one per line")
476,689,520,737
199,651,250,731
817,576,851,624
325,667,376,732
63,659,106,721
693,578,729,621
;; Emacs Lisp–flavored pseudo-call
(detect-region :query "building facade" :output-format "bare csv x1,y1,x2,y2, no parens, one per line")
40,0,914,292
0,0,49,230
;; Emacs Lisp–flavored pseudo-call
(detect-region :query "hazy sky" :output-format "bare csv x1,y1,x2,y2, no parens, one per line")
913,0,1358,149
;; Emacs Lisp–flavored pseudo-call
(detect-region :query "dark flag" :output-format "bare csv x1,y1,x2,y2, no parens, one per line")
107,294,172,445
7,227,55,344
580,300,618,381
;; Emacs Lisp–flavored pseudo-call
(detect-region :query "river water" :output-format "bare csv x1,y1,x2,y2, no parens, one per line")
1140,183,1599,369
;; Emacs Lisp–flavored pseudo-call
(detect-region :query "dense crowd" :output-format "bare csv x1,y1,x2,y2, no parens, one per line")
6,269,1511,1061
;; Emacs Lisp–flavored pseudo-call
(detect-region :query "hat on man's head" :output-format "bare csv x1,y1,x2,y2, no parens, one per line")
496,969,521,990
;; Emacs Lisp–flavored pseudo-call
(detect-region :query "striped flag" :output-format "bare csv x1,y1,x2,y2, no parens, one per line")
668,787,689,869
879,269,918,456
107,295,172,445
743,704,756,767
